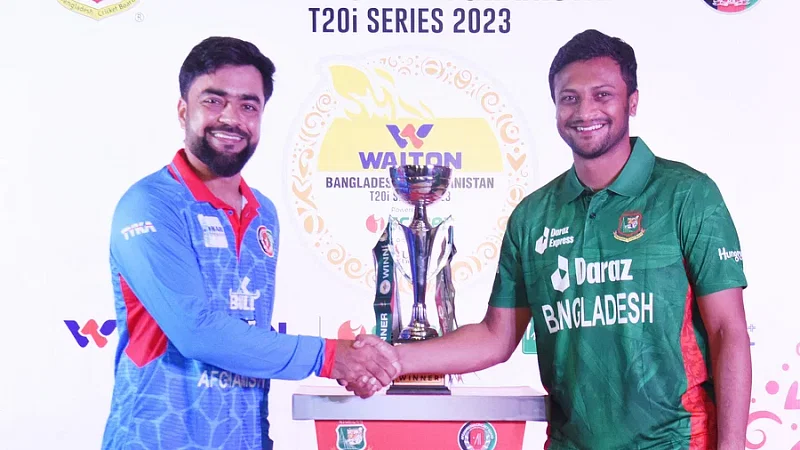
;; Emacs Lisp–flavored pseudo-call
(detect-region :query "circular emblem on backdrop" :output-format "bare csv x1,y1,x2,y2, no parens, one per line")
702,0,760,13
256,226,274,257
286,53,531,290
458,422,497,450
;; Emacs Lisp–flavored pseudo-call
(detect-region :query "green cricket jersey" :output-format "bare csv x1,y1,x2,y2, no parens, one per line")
489,137,747,449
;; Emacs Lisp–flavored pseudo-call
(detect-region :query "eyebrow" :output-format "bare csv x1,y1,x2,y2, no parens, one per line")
202,88,262,104
558,84,617,95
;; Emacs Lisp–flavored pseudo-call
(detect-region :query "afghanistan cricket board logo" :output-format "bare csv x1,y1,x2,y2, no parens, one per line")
286,51,532,291
58,0,139,20
703,0,760,13
335,424,367,450
613,211,645,243
458,422,497,450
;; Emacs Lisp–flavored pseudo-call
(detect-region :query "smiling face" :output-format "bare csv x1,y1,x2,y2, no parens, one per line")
553,56,638,160
178,64,265,177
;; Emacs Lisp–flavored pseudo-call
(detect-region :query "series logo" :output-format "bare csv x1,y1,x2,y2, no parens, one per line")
58,0,140,20
64,319,116,348
286,52,531,292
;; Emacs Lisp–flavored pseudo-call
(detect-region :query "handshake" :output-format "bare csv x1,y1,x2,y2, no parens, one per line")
329,334,405,399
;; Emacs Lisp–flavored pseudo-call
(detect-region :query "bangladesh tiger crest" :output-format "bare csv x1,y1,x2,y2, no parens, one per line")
336,424,367,450
614,211,645,243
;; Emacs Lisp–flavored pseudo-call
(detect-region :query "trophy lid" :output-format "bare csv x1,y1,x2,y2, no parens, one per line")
389,165,452,206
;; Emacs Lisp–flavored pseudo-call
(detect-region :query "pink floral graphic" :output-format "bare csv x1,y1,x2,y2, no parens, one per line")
746,342,800,449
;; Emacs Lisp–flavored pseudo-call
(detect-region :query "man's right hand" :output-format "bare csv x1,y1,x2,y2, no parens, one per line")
330,338,401,398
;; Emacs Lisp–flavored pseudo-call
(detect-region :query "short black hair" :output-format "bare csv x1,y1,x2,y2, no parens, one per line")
179,36,276,103
548,29,637,102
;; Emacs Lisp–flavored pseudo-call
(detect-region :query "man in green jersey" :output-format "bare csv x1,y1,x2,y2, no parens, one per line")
348,29,752,449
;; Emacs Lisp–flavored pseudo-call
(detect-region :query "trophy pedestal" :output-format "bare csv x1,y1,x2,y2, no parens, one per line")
386,373,451,395
292,385,548,450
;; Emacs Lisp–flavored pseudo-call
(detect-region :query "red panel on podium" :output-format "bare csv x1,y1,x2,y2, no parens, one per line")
313,420,525,450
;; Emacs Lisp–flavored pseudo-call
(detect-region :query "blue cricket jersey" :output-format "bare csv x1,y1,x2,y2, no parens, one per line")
101,150,328,449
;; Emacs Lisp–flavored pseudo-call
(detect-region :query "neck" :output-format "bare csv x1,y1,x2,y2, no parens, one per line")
573,136,632,191
184,150,243,212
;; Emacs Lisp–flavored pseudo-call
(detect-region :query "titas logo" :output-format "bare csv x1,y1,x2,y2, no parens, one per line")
386,123,434,149
257,225,275,257
121,221,156,240
287,52,531,291
458,422,497,450
703,0,760,13
64,319,116,348
613,211,645,243
365,214,386,234
58,0,140,21
338,320,367,339
336,424,367,450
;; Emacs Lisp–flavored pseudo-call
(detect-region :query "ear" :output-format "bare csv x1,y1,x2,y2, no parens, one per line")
628,90,639,117
177,97,187,129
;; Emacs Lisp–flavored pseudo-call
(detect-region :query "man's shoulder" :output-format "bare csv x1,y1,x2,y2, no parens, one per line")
249,187,278,216
651,154,713,188
114,166,184,216
506,170,570,229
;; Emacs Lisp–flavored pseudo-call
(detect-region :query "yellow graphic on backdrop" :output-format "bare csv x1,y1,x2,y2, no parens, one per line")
288,54,531,290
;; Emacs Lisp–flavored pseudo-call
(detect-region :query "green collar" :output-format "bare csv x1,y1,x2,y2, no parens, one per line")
559,136,655,203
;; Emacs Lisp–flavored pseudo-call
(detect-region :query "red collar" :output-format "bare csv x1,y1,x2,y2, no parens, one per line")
168,149,260,211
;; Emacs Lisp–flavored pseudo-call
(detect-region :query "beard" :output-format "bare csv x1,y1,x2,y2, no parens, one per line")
186,126,257,178
562,105,631,161
566,121,629,161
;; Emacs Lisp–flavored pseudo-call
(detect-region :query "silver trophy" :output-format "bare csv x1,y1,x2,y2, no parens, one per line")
390,165,454,342
372,164,458,394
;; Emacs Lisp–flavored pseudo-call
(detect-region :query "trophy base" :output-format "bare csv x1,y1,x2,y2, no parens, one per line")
386,373,451,396
397,323,439,341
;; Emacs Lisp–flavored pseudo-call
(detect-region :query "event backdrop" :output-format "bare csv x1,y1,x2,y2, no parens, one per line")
1,0,798,449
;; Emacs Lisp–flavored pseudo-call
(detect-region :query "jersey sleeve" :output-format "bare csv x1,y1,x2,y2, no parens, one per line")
488,209,529,308
679,174,747,296
110,186,327,380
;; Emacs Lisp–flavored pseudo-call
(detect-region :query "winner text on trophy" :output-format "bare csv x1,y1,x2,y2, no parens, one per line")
372,165,458,395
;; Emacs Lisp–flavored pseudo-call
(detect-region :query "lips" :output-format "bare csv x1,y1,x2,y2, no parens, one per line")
575,124,605,132
210,131,245,143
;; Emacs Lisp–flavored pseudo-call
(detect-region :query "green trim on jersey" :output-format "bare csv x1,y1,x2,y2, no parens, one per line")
490,137,747,449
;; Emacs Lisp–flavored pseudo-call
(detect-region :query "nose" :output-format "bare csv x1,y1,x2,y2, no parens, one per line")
574,98,597,120
218,101,240,125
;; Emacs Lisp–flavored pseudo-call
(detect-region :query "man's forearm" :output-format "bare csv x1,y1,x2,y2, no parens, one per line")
712,328,752,449
395,322,508,376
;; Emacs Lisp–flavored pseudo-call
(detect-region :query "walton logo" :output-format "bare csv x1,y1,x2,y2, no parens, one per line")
64,319,116,348
386,124,433,149
58,0,140,20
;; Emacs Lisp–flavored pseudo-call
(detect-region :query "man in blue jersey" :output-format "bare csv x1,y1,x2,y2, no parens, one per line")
101,36,400,450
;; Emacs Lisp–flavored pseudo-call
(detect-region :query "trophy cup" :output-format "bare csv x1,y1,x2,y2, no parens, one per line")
371,165,458,395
